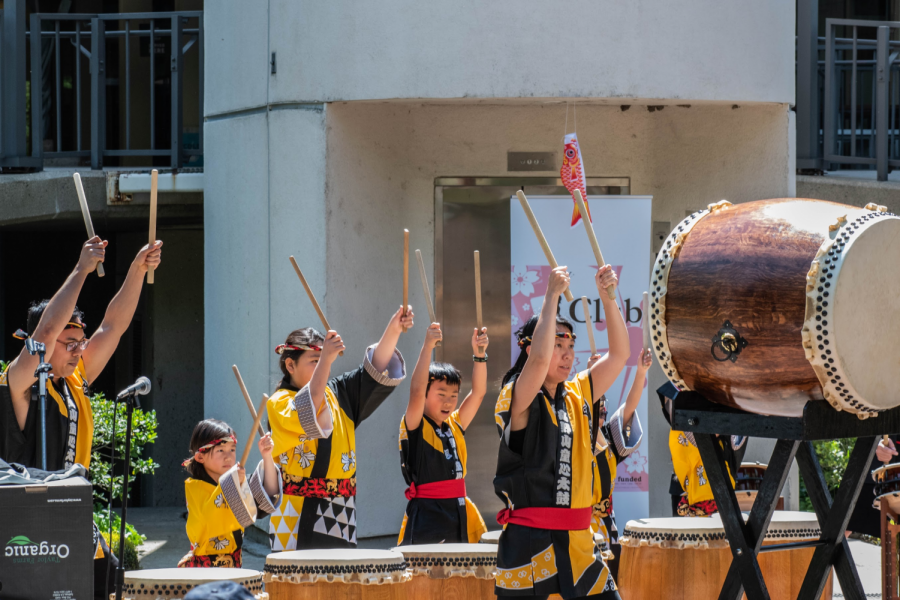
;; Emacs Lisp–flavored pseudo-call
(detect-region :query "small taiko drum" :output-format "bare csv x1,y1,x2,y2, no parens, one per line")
479,530,502,544
618,512,833,600
651,198,900,418
113,568,266,600
263,549,410,600
393,543,497,600
872,463,900,512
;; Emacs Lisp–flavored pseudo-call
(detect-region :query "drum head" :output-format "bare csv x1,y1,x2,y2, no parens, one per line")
479,530,502,544
124,568,261,583
264,549,409,585
828,214,900,413
872,462,900,482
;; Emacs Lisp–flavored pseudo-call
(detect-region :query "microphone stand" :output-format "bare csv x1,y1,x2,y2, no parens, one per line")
25,339,53,471
113,388,140,600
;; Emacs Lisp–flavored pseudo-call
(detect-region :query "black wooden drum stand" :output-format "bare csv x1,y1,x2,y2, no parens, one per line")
659,382,900,600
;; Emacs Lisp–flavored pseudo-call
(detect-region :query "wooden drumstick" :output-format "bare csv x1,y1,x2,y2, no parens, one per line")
232,365,266,438
643,291,652,351
415,249,441,347
581,296,597,355
474,250,484,353
240,394,269,467
574,190,615,300
147,169,158,284
516,190,575,302
402,229,409,332
289,255,342,355
73,173,105,277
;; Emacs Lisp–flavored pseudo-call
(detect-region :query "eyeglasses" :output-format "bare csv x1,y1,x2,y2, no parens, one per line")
57,338,89,352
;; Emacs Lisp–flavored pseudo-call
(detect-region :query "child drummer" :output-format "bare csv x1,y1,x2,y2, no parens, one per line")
494,265,629,599
266,306,412,551
396,322,489,545
179,419,281,568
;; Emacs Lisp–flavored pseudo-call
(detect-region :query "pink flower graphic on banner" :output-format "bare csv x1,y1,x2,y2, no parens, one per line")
624,451,647,475
511,267,540,296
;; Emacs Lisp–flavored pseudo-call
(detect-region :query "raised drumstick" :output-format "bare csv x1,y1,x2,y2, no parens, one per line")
240,394,269,467
403,230,409,332
574,190,615,300
416,249,441,347
474,250,484,353
515,190,574,302
232,365,266,438
73,173,105,277
289,255,342,355
643,291,652,351
147,169,158,284
581,296,597,355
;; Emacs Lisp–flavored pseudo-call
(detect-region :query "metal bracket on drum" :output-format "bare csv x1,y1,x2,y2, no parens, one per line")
711,321,749,363
659,382,897,600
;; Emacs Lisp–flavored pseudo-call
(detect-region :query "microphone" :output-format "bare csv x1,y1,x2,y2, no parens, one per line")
117,376,152,399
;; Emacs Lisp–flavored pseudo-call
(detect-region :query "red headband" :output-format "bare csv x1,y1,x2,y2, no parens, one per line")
181,435,237,467
275,343,321,355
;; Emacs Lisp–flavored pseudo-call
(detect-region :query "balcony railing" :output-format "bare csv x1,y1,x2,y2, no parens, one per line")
0,7,202,170
798,18,900,181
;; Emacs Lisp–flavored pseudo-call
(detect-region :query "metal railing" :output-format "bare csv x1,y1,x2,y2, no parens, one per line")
24,11,202,170
813,19,900,180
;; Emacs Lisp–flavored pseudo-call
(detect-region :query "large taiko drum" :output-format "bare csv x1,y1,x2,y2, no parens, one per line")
114,568,267,600
617,512,833,599
263,549,409,600
393,543,497,600
651,198,900,418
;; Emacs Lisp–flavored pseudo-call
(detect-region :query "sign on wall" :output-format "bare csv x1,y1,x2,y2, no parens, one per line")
510,195,652,528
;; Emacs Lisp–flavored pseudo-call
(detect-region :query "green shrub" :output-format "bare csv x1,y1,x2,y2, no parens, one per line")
101,531,140,570
799,438,854,511
89,392,159,505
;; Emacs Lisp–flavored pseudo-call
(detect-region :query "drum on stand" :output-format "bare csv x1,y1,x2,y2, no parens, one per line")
479,530,502,544
113,568,266,600
650,198,900,418
393,543,497,600
872,463,900,512
263,549,410,600
617,512,833,599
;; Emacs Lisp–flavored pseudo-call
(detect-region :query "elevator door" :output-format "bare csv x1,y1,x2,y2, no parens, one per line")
435,177,630,523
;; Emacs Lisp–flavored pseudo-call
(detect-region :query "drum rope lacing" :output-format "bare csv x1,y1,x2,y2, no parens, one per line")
802,206,898,418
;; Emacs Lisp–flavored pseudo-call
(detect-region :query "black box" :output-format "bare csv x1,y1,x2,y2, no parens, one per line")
0,477,93,600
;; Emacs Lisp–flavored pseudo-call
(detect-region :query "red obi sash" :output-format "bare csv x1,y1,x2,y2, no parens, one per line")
496,506,592,530
405,479,466,500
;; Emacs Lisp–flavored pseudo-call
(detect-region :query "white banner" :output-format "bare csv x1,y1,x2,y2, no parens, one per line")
510,195,652,528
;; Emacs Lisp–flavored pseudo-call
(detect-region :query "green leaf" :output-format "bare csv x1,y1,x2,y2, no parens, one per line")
7,536,33,545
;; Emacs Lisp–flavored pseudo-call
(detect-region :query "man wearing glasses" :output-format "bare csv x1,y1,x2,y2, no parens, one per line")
0,235,162,471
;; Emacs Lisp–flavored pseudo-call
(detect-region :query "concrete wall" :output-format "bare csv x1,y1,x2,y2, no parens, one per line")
204,106,327,474
265,1,794,105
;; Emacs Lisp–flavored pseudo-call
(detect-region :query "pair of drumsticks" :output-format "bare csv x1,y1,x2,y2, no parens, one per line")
74,170,159,283
518,190,652,356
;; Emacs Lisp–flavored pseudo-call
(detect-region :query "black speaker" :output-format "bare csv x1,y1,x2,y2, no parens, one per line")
0,476,93,599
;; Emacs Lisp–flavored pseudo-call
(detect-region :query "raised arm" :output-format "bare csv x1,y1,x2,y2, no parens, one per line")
588,265,630,402
622,349,651,427
308,331,346,416
6,237,106,426
456,327,489,430
371,305,415,372
509,267,570,431
82,241,162,383
405,323,442,431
